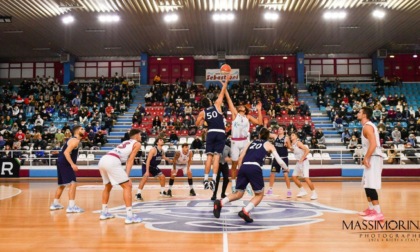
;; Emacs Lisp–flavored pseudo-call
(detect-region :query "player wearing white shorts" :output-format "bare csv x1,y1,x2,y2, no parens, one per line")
357,107,385,221
168,143,196,197
98,129,142,224
224,88,263,193
290,132,317,200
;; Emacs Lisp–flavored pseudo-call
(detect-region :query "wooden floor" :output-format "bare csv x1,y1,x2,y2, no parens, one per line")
0,178,419,252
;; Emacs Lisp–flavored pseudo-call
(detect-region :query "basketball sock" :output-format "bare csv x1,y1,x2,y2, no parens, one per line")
102,204,108,213
126,207,133,218
69,200,75,208
212,174,217,181
169,179,174,189
221,197,230,206
188,178,193,188
161,187,165,193
137,189,142,194
232,179,236,187
204,174,209,181
373,205,381,213
244,202,255,213
368,202,374,210
311,190,317,194
53,199,60,205
300,187,306,192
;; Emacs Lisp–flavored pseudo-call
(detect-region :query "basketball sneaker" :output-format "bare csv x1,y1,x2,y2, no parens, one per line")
99,212,115,220
203,180,210,190
231,185,237,193
266,188,273,196
238,208,254,223
211,195,217,201
66,205,84,213
358,208,375,216
287,190,292,198
50,203,64,211
246,184,253,196
189,189,196,196
213,200,222,218
125,214,143,224
310,192,318,200
209,180,215,191
160,191,169,197
362,211,384,221
135,193,144,201
297,190,308,197
167,189,172,197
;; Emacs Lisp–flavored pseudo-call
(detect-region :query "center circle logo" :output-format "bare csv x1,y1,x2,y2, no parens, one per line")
95,199,356,233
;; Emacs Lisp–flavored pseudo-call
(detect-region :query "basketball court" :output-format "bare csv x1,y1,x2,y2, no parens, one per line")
1,179,418,251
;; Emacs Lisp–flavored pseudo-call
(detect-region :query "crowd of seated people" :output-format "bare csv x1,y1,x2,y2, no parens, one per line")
138,79,315,153
309,78,420,164
0,74,136,162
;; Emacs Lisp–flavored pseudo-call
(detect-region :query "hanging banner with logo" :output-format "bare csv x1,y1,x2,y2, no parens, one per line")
0,158,21,178
205,69,240,81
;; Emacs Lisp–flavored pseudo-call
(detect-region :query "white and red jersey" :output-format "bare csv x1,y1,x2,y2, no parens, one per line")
108,139,138,163
176,150,191,166
231,113,250,140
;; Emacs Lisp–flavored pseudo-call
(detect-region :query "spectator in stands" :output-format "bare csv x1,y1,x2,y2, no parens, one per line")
297,128,307,144
105,103,114,118
94,130,106,146
341,129,351,144
46,123,58,141
121,129,130,142
34,115,44,133
392,127,402,144
302,121,312,136
387,145,401,164
72,95,81,107
287,120,297,134
169,130,179,145
316,94,325,108
401,128,409,142
333,115,344,132
372,107,382,122
53,129,64,145
190,136,203,151
153,74,161,84
152,116,161,131
407,133,417,147
140,129,148,144
299,101,311,116
348,135,358,150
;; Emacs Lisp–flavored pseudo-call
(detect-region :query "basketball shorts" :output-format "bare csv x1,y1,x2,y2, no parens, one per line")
142,164,163,177
271,157,289,173
98,155,129,186
362,156,383,189
292,159,310,178
236,163,264,193
230,139,249,161
205,131,226,155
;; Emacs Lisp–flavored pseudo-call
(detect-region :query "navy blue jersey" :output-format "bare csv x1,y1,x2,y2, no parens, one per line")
57,137,79,165
274,135,288,158
143,147,163,167
242,139,268,166
204,106,225,131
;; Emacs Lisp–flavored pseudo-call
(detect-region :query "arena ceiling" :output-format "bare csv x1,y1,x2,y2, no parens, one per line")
0,0,419,60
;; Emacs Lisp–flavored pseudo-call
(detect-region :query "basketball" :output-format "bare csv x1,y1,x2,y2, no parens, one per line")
220,64,232,75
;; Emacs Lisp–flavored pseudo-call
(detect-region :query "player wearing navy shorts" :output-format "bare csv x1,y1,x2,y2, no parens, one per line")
266,125,292,197
213,127,289,223
49,125,85,213
98,129,142,224
136,137,172,200
196,75,230,190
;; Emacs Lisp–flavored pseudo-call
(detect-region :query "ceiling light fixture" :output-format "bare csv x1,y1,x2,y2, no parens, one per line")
98,14,120,23
323,11,347,20
212,12,235,22
62,15,74,24
260,57,265,59
179,57,184,60
264,12,279,21
323,44,341,47
389,54,395,58
372,9,386,19
249,45,267,48
164,13,179,23
339,26,360,29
